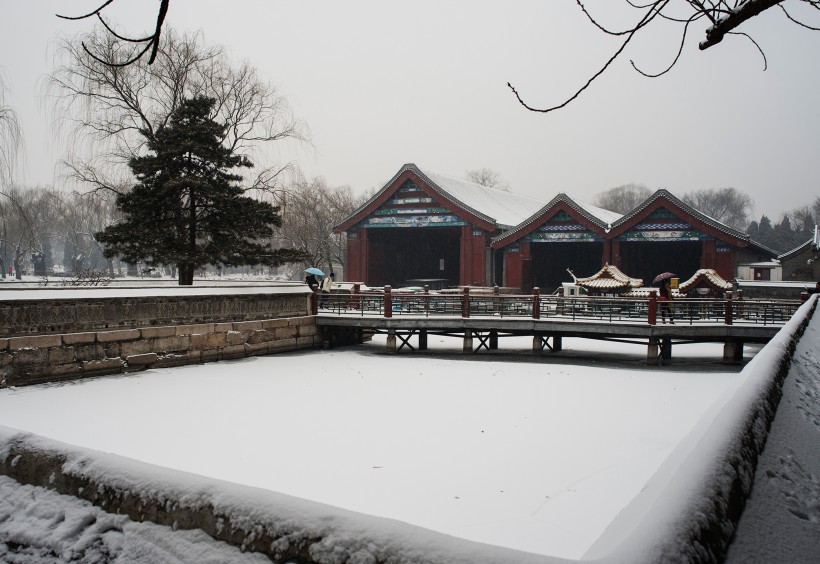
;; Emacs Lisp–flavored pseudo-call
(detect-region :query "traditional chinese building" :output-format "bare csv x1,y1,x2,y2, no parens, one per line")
493,189,777,292
334,163,545,287
779,225,820,281
490,194,620,291
336,165,777,291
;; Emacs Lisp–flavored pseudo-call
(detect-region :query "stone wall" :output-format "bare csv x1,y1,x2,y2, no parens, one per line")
0,289,309,336
0,317,319,388
0,285,320,388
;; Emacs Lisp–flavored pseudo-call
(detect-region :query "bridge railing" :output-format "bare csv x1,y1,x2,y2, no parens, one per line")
319,286,803,326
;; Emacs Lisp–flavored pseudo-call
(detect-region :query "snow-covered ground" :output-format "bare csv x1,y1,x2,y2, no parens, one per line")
0,335,751,560
0,476,272,563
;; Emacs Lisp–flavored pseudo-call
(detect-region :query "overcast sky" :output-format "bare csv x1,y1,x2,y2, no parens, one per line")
1,0,819,220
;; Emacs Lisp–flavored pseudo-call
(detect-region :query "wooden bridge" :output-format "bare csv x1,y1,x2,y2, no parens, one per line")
315,286,805,364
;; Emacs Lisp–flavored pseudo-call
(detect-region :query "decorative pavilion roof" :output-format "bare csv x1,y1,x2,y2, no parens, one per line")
677,269,733,293
572,263,643,290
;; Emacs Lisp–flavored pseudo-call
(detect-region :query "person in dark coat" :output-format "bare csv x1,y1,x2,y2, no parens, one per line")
659,278,674,324
305,273,319,290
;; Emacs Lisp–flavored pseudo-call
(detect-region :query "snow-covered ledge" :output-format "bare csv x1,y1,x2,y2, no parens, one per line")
586,294,818,562
0,426,564,564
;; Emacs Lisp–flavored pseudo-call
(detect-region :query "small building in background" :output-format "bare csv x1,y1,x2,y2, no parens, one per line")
778,225,820,282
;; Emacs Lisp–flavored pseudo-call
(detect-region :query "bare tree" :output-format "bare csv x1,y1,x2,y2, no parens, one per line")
45,27,307,199
682,187,754,230
0,73,22,188
51,189,120,276
465,168,510,191
509,1,820,114
277,177,367,278
0,186,58,279
593,183,652,214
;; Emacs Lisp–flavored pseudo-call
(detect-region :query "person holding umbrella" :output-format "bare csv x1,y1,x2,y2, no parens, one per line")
304,267,323,291
654,273,676,324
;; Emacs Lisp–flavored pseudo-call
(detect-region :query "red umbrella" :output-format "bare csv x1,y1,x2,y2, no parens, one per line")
652,272,676,284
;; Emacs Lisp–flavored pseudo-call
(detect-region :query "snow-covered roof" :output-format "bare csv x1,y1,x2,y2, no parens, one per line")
677,269,733,293
413,165,547,229
572,263,643,290
334,163,547,232
491,193,620,248
611,189,748,241
739,261,780,268
573,198,622,226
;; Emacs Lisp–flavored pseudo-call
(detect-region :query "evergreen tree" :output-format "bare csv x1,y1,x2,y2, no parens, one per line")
96,96,305,285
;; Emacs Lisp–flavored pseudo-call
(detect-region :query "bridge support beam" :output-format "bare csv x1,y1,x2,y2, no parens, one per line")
647,337,659,363
553,335,563,352
386,329,396,352
418,329,427,351
463,332,473,353
489,331,498,350
723,340,744,363
661,337,672,362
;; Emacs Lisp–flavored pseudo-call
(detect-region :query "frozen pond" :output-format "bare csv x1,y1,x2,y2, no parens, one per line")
0,336,751,559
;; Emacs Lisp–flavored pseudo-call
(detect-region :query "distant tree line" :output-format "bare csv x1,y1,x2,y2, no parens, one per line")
747,198,820,253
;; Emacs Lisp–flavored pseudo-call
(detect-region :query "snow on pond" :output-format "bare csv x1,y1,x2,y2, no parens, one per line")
0,336,751,559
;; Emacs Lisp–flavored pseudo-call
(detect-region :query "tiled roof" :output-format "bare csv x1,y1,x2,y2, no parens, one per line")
491,193,619,247
778,238,815,261
573,263,643,289
334,163,547,232
415,167,547,229
677,269,732,292
610,189,749,242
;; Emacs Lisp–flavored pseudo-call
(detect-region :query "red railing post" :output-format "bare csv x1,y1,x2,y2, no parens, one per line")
801,290,809,303
532,287,541,319
648,290,657,325
461,286,471,318
724,292,733,325
384,285,392,318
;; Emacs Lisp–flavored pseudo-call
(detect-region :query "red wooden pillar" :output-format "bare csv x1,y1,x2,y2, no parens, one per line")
648,290,657,325
460,226,488,286
504,246,522,289
610,239,621,269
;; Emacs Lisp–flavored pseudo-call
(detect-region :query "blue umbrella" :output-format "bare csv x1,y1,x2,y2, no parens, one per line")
304,267,325,276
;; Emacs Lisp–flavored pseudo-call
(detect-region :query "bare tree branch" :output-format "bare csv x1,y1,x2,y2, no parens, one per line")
57,0,170,66
512,0,818,114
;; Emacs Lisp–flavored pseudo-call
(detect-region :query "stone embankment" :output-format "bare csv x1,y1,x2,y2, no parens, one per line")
0,284,319,388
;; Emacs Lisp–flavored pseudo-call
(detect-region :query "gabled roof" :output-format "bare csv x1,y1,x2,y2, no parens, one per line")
608,189,749,245
491,193,620,249
333,163,546,233
678,269,733,293
779,238,815,261
779,227,820,261
571,263,643,290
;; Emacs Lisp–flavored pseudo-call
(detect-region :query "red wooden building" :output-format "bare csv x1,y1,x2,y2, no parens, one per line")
334,163,545,287
492,189,777,292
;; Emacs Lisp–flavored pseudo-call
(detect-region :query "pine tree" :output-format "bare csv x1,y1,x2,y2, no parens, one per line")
96,96,305,285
